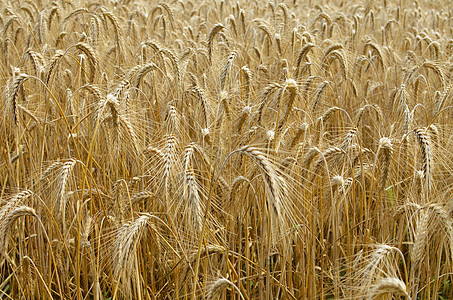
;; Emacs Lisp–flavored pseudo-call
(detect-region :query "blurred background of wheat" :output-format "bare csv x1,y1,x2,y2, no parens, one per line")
0,0,452,299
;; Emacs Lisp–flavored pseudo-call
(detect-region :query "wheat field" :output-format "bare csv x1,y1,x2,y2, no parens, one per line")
0,0,452,299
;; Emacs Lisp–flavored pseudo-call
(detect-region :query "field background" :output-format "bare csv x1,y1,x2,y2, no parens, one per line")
0,0,452,299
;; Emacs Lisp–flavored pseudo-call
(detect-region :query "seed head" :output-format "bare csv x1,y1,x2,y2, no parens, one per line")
285,78,297,88
201,128,210,136
243,106,252,114
266,130,275,141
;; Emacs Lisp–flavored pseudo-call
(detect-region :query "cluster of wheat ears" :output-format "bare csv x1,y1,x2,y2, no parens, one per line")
0,0,452,299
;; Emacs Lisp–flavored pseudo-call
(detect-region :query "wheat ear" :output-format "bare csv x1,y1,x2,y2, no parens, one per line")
233,146,290,243
73,42,98,82
112,214,159,282
294,43,315,78
375,137,393,190
414,128,433,193
257,82,282,125
311,80,329,112
368,277,409,300
207,278,244,300
220,50,238,91
240,66,252,104
277,78,298,131
207,23,225,63
9,73,29,126
0,206,38,255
